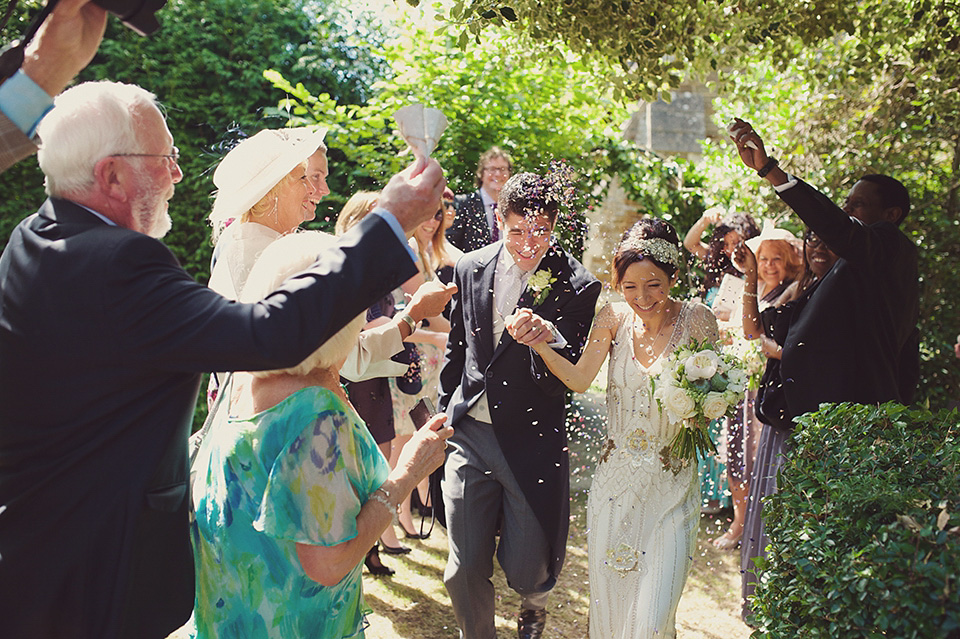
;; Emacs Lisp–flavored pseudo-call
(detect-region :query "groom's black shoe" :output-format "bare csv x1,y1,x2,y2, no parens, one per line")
517,608,547,639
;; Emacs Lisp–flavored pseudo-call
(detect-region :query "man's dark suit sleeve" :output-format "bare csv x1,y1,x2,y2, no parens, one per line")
105,212,416,373
528,277,602,397
777,179,903,267
445,194,469,251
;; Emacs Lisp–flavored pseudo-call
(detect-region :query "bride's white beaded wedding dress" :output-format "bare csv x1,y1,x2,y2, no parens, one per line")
588,300,719,638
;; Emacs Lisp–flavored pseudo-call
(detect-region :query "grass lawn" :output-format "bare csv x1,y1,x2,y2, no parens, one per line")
362,489,752,638
173,387,753,638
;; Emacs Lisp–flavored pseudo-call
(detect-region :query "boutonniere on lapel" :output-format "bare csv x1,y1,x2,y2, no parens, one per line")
527,268,557,306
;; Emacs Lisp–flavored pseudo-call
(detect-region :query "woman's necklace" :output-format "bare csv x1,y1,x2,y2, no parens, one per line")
634,301,677,364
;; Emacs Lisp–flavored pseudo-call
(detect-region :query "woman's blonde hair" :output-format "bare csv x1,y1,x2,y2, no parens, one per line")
334,191,380,236
414,201,450,280
757,238,803,281
238,162,307,226
240,232,364,377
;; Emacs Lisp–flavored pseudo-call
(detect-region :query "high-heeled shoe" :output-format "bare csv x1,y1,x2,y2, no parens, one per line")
399,518,430,540
364,545,395,576
380,541,412,555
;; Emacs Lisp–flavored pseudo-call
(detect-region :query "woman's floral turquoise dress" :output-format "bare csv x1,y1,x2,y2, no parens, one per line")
190,386,389,638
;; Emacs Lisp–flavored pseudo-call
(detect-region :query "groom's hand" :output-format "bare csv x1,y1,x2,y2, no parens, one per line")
506,308,553,347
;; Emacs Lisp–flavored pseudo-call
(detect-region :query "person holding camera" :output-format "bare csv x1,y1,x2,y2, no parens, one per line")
0,0,107,172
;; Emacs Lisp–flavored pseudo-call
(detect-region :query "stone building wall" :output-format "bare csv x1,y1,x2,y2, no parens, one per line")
582,84,718,290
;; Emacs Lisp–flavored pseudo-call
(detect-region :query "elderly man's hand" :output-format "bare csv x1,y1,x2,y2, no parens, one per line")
379,158,446,235
22,0,108,97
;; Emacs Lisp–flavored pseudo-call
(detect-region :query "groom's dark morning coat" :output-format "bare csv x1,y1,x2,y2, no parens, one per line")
0,198,415,639
438,242,600,578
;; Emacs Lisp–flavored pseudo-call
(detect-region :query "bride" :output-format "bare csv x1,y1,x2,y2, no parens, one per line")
507,219,719,638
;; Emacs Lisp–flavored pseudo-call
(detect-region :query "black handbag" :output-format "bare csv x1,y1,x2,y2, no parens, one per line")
391,342,423,395
755,359,792,432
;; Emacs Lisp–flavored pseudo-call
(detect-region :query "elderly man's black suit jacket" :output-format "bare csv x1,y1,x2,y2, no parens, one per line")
438,242,600,579
777,180,920,419
0,198,416,639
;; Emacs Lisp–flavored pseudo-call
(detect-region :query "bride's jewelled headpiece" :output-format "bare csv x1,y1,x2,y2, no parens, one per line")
619,237,681,269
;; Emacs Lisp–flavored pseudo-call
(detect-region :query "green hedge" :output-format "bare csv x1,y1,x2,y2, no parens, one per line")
751,402,960,638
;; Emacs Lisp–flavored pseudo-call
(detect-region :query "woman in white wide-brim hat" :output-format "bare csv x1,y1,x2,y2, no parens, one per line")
743,220,803,309
207,126,328,300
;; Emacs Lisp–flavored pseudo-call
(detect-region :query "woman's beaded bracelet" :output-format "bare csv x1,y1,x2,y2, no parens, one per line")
743,291,758,298
369,487,398,516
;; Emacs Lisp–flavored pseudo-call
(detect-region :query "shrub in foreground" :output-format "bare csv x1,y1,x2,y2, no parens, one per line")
750,402,960,638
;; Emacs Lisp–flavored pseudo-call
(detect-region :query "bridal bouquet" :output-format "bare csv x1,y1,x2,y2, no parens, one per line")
652,340,747,462
725,330,765,391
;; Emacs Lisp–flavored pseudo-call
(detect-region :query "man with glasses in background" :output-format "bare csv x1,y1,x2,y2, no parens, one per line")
447,145,513,252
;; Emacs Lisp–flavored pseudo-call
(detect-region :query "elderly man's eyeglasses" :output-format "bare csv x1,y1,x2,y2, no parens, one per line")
111,146,180,165
483,166,509,175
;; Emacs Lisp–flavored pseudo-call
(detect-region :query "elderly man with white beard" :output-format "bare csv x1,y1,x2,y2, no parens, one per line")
0,80,446,639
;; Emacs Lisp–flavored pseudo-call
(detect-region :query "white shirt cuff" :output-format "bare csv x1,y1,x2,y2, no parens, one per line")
773,174,799,193
544,320,567,350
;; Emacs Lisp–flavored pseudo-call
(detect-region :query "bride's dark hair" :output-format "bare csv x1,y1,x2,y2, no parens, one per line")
612,218,681,288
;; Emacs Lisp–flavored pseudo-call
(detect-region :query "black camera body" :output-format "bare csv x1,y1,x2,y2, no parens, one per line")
93,0,168,36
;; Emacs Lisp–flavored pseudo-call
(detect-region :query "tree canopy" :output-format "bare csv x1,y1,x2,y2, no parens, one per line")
439,0,960,105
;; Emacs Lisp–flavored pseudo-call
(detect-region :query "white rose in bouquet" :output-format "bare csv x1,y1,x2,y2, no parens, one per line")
684,350,721,381
702,391,730,420
664,386,697,423
660,357,678,379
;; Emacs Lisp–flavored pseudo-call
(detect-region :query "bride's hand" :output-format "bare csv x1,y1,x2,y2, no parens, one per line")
506,308,552,349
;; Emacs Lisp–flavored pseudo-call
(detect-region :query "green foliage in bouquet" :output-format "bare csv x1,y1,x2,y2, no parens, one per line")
750,402,960,638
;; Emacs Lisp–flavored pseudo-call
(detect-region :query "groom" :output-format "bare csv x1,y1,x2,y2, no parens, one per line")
438,172,601,639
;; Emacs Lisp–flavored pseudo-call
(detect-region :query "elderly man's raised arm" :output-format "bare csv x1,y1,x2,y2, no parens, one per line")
0,0,107,172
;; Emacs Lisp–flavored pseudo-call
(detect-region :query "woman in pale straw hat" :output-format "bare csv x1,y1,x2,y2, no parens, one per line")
743,221,803,309
207,127,329,301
